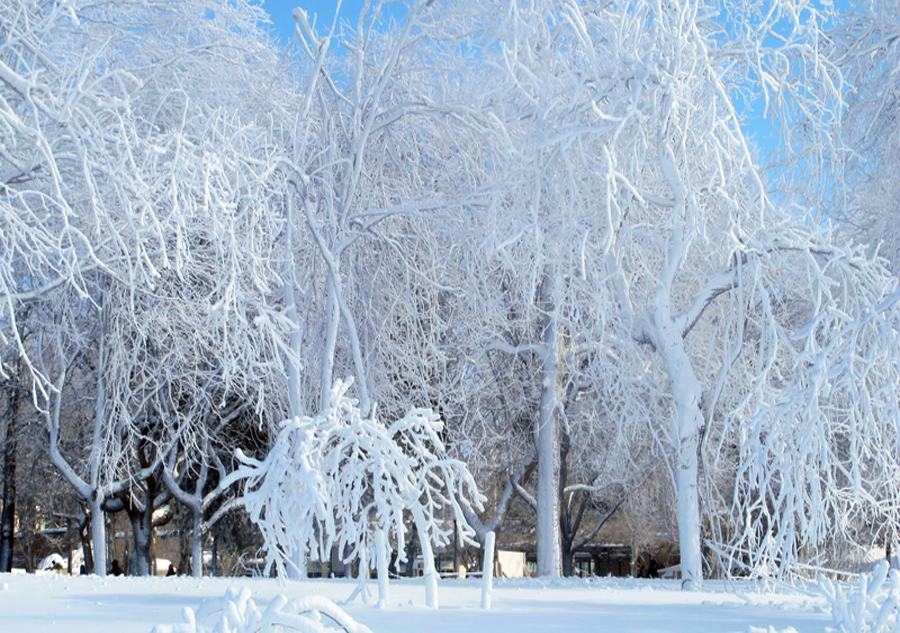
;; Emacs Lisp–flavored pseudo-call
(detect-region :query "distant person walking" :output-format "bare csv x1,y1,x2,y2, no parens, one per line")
166,563,177,577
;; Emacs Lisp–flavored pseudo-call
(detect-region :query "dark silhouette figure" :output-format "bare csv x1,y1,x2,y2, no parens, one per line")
166,563,177,577
110,559,124,576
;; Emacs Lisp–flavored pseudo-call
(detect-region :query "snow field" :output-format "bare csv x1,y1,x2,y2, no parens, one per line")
0,573,833,633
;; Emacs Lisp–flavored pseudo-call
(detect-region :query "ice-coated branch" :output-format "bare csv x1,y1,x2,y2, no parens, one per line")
152,586,374,633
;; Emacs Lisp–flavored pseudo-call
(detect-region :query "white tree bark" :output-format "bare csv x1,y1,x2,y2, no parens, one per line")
283,192,305,422
375,529,390,608
89,496,107,577
192,512,203,579
481,531,496,609
411,504,439,609
649,320,705,588
536,267,563,577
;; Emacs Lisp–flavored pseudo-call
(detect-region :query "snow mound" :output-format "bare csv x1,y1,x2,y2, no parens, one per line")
151,586,372,633
37,553,67,574
746,627,798,633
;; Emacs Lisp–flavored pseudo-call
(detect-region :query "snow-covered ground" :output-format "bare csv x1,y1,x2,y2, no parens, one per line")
0,572,834,633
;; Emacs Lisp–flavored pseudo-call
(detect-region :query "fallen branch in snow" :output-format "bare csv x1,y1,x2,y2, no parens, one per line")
150,586,373,633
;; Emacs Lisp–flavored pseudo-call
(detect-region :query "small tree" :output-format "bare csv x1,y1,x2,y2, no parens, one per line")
240,380,483,607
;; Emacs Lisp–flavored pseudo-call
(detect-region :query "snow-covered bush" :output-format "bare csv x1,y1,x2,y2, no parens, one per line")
151,586,372,633
818,561,900,633
239,379,484,603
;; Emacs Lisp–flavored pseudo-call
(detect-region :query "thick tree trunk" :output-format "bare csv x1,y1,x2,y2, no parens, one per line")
672,406,703,589
559,424,579,578
191,511,203,578
0,471,14,572
653,320,704,589
91,319,109,577
536,267,562,577
90,498,107,577
480,531,495,609
561,548,575,577
177,517,191,577
650,135,705,589
283,203,310,582
124,470,171,577
128,502,153,576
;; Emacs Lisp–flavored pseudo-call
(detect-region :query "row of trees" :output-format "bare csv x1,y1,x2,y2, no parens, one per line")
2,0,900,587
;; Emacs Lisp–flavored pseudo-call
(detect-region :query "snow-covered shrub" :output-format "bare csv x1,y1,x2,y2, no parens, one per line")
818,561,900,633
238,379,484,600
151,586,372,633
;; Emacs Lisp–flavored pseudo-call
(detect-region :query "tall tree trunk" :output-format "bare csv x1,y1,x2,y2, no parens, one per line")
0,381,20,572
654,323,704,589
673,409,702,589
91,310,109,577
536,266,562,577
561,546,575,577
178,515,191,577
320,283,340,411
283,192,304,421
651,133,705,589
559,424,575,577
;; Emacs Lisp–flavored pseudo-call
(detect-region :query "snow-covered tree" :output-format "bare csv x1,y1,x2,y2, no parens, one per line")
0,0,286,575
241,379,483,606
7,0,900,588
731,242,900,576
428,0,900,587
238,414,333,580
824,1,900,275
277,0,494,423
162,390,252,578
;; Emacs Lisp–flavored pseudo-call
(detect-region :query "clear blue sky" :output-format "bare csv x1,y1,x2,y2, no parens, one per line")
259,0,369,44
256,0,780,159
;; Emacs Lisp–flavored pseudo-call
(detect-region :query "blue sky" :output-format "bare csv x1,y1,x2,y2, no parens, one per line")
260,0,369,44
255,0,781,158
